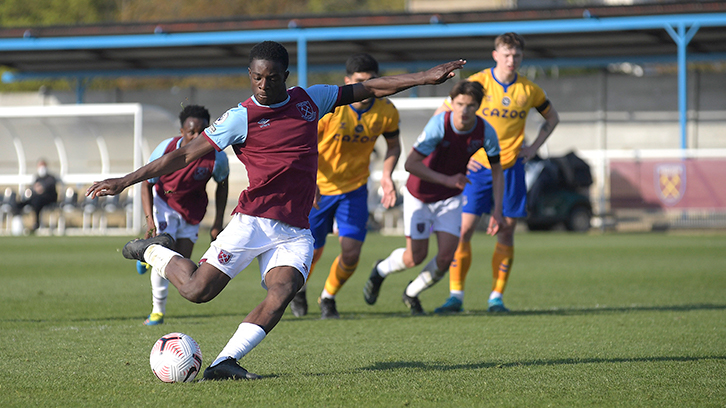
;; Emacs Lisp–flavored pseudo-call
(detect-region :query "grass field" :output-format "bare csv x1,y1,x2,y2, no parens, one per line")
1,231,725,407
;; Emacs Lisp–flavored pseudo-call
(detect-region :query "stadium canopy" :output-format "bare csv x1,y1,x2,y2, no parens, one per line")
0,1,725,147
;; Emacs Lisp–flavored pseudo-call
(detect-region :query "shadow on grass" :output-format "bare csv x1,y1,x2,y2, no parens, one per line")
359,354,726,372
3,303,724,324
277,302,726,322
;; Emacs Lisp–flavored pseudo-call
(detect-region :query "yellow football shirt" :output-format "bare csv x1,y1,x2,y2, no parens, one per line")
317,98,400,195
447,68,550,169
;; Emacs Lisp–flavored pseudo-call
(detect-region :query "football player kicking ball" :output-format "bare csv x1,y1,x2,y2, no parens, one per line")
87,40,465,380
136,105,229,326
363,80,504,315
290,53,401,319
434,32,559,314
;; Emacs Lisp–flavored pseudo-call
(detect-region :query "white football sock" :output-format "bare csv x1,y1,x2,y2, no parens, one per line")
144,244,180,279
320,288,334,300
489,291,503,301
150,271,169,315
450,290,464,301
405,257,447,297
211,323,267,367
377,247,407,277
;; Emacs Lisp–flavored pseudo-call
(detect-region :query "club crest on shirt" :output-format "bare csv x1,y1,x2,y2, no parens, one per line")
655,163,686,206
354,124,364,133
502,96,511,106
296,101,317,122
193,167,211,181
218,249,233,265
158,221,167,231
416,223,426,233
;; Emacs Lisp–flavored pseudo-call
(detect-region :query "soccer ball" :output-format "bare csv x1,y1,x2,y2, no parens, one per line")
149,332,203,383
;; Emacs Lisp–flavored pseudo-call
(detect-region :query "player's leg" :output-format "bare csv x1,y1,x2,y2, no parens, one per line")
293,194,338,317
289,246,322,317
319,236,362,319
364,188,431,305
204,265,303,381
437,168,491,313
488,159,527,312
144,205,195,325
204,219,312,380
406,195,462,314
319,186,367,318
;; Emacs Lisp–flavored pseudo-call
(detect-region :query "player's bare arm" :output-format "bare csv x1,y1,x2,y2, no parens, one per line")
519,105,560,162
487,162,506,236
87,136,215,198
211,177,229,240
140,180,156,239
380,133,402,208
405,149,469,190
338,60,466,106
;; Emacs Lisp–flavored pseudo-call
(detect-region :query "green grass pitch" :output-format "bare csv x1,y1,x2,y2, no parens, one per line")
1,231,724,407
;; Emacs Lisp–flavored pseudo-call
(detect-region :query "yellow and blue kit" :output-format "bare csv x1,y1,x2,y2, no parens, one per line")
445,68,551,217
310,98,400,247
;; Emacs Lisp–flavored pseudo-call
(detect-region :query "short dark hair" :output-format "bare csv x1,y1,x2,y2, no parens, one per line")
449,80,484,106
179,105,210,127
249,41,289,70
346,53,379,76
495,32,525,51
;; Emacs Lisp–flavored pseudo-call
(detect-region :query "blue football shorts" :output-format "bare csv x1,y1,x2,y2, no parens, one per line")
462,158,527,218
308,184,368,249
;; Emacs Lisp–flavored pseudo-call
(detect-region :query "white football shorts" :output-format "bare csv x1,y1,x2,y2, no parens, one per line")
403,187,463,240
153,195,200,243
199,213,314,289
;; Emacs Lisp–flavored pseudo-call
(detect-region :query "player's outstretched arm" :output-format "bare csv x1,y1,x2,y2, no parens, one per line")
341,60,466,106
86,136,215,199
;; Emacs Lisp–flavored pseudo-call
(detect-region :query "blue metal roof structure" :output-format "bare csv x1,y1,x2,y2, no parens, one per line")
0,7,725,148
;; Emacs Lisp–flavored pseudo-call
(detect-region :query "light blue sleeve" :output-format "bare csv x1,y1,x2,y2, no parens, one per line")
146,138,174,184
305,84,341,119
212,150,230,182
411,113,446,156
203,105,249,151
482,120,501,157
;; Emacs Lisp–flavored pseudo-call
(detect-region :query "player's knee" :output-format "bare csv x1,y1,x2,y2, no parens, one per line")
340,252,360,268
409,252,427,267
178,284,215,304
436,255,455,271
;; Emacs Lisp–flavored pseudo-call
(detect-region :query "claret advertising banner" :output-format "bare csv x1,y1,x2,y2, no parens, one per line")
609,159,726,210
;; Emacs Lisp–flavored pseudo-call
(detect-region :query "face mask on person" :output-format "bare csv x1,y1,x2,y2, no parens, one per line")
37,166,47,177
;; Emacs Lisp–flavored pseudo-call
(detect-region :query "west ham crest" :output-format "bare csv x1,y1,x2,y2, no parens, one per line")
296,101,317,122
218,249,233,265
655,163,686,206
